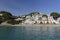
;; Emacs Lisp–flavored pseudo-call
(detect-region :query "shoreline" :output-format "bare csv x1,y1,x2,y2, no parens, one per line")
0,24,60,27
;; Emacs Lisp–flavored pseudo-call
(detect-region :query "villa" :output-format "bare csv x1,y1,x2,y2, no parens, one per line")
23,12,60,24
0,11,60,25
24,18,35,24
57,17,60,24
0,14,3,16
15,18,23,21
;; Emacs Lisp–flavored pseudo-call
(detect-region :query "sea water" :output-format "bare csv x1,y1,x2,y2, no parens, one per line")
0,26,60,40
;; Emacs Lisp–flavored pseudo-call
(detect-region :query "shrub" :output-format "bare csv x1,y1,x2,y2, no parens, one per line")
7,20,20,25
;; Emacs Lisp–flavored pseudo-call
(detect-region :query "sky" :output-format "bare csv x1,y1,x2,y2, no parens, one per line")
0,0,60,16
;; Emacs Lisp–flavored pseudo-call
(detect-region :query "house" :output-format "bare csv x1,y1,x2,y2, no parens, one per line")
15,18,23,21
24,18,35,24
0,14,3,16
23,12,59,24
57,17,60,24
41,17,48,24
32,14,42,24
25,15,32,19
47,16,58,24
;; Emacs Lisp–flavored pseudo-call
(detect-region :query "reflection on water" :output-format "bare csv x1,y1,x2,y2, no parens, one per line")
0,26,60,40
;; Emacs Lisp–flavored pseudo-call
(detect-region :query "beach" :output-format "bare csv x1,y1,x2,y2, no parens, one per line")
0,24,60,27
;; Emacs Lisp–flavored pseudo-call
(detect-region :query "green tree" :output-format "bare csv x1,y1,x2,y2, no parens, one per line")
26,12,40,17
42,14,48,17
50,12,59,20
7,20,19,25
0,19,3,24
0,11,12,20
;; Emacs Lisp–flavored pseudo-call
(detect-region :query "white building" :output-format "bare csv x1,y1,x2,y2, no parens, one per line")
32,14,42,24
15,18,23,21
32,15,39,21
24,13,59,24
26,15,31,19
57,17,60,24
41,17,48,24
24,18,35,24
0,14,3,16
48,16,59,24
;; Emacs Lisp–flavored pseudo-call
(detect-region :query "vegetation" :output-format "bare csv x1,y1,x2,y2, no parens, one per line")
42,14,48,17
0,11,12,20
0,11,60,25
0,19,3,24
0,16,5,24
50,12,60,20
31,12,40,15
0,11,18,24
7,20,20,25
26,12,40,17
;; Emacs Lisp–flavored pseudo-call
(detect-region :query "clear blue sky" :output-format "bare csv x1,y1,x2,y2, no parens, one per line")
0,0,60,16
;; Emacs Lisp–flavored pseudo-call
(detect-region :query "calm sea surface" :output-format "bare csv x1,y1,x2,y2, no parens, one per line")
0,26,60,40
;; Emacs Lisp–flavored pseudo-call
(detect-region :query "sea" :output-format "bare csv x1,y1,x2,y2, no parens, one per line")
0,26,60,40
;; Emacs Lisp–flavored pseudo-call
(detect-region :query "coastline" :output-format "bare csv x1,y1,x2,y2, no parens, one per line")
0,24,60,27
